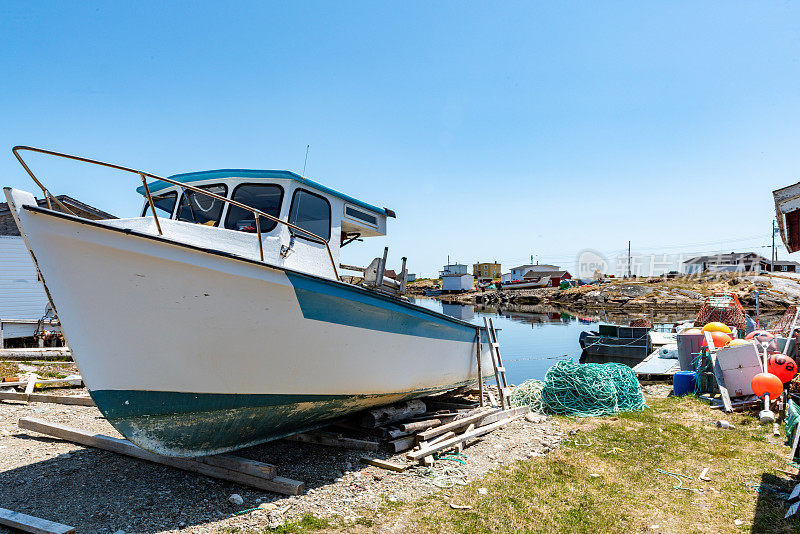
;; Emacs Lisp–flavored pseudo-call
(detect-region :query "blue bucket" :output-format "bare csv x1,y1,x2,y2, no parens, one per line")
673,370,699,396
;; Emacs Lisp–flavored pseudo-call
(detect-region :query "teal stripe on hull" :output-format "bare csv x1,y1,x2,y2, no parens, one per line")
89,387,466,457
287,273,478,342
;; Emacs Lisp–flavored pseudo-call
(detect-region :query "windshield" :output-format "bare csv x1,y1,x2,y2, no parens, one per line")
176,184,228,226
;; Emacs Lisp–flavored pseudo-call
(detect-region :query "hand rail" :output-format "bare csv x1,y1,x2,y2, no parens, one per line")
11,146,341,281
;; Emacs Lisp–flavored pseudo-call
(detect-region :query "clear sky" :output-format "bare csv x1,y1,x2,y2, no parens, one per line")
2,2,799,278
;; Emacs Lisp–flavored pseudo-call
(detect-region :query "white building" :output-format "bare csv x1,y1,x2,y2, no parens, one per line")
440,263,468,276
501,264,560,283
442,273,474,292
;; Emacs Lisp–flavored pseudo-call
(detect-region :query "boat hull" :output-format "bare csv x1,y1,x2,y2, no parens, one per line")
6,192,490,457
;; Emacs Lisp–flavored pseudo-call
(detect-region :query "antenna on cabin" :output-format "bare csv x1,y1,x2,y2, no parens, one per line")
302,145,310,177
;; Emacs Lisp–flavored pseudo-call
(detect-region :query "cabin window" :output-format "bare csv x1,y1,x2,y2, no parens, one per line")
176,184,228,227
225,184,284,233
141,191,177,218
289,189,331,241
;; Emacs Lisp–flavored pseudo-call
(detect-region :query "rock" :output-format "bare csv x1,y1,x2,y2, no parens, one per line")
228,493,244,506
525,413,546,423
267,510,285,529
477,488,488,495
259,502,277,511
734,519,743,526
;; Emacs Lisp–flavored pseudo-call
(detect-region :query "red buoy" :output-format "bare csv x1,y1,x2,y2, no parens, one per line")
751,372,783,398
767,353,798,383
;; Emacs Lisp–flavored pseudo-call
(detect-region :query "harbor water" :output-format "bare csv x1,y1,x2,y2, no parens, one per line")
411,298,599,384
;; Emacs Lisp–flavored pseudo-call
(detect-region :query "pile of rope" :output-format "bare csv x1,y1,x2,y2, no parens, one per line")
511,360,647,417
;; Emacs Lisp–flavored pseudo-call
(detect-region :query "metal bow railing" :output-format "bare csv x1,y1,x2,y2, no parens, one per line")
11,146,340,281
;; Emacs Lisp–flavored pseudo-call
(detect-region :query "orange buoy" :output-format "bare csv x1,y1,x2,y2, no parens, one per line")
703,322,732,334
745,330,774,342
751,372,783,398
701,331,732,348
767,353,798,383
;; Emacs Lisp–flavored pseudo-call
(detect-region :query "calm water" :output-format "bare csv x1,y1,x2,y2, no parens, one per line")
410,298,600,384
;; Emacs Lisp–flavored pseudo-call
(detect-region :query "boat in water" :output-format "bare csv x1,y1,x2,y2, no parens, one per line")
578,324,653,366
5,146,492,457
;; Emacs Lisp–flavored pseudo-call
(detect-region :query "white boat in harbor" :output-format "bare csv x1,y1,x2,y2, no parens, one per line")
5,146,492,457
500,276,551,290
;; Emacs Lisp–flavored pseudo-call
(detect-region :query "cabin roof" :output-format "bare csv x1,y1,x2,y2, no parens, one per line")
135,169,394,218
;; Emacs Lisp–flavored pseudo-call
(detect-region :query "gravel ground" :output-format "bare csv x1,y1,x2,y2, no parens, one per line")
0,391,562,533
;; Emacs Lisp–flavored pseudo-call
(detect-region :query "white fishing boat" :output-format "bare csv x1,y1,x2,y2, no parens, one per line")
774,181,800,253
500,276,551,290
5,146,492,457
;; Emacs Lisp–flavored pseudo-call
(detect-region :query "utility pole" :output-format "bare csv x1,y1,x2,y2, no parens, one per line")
772,220,776,273
627,241,631,278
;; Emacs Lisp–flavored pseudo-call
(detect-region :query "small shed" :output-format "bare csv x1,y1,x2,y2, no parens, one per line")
442,273,473,292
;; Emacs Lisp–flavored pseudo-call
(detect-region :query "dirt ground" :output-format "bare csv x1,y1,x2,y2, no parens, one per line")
0,390,561,533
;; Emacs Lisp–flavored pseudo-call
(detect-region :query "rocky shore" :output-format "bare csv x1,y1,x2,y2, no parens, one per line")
430,272,800,312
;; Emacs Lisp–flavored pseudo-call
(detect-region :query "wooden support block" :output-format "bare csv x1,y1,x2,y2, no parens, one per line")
18,417,303,495
400,419,443,432
0,392,93,406
360,400,426,428
2,377,83,389
487,390,498,407
388,435,416,453
407,416,520,461
0,507,75,534
284,431,379,451
425,400,479,412
360,456,407,472
386,428,413,440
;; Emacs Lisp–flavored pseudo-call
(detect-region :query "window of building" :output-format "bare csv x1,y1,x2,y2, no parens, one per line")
225,184,283,233
782,265,788,271
141,191,177,218
176,184,228,226
289,189,331,241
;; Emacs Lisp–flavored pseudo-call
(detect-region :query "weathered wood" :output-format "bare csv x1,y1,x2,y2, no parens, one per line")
360,400,426,428
0,348,72,361
386,428,413,440
476,329,485,407
2,377,83,389
407,416,520,460
0,508,75,534
18,417,303,495
417,408,498,441
425,400,479,412
400,419,444,432
360,456,407,472
426,431,455,446
710,352,733,413
0,392,93,406
388,435,416,453
284,431,379,451
24,373,36,395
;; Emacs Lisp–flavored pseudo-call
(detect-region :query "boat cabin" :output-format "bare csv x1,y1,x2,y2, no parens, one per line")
136,170,394,280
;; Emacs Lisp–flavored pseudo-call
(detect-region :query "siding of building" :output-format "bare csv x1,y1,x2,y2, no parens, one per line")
0,236,49,322
473,262,501,279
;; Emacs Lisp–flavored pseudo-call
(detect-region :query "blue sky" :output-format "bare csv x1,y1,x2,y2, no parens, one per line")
2,2,799,277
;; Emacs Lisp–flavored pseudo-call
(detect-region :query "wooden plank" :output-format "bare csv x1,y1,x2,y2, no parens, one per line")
0,392,93,406
2,377,83,388
400,419,444,432
360,456,407,472
18,417,303,495
0,508,75,534
407,415,520,460
425,400,479,412
359,400,426,428
388,435,416,453
284,431,379,451
24,373,36,395
418,407,524,442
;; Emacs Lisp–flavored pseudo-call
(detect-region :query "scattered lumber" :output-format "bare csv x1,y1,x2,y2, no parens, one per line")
360,456,407,472
388,435,416,453
18,417,304,495
0,348,72,361
1,376,83,389
400,418,446,432
360,400,426,427
0,507,75,534
408,415,523,461
417,407,497,441
0,392,93,406
284,431,379,451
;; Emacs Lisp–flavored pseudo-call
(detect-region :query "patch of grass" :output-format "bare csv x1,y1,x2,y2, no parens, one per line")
37,370,67,379
271,514,331,533
0,361,20,378
375,396,799,533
